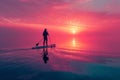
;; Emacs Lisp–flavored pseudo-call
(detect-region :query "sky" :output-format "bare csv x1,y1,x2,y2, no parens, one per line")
0,0,120,28
0,0,120,52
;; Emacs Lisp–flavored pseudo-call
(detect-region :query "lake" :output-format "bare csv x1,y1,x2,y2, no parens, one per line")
0,26,120,80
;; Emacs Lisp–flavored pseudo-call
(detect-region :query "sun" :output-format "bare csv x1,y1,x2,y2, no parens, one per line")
70,26,77,34
72,29,76,34
67,21,81,34
64,20,86,34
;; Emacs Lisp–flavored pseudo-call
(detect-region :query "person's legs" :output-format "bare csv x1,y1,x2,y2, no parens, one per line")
43,39,45,46
46,40,48,46
44,37,48,46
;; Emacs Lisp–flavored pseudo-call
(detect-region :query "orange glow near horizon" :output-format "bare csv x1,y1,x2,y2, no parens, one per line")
70,25,78,34
66,20,85,34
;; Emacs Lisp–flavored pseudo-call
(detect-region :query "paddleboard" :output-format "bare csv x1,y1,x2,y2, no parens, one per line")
32,44,56,49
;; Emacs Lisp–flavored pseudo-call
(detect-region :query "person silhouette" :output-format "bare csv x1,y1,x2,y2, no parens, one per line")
42,48,49,64
43,28,49,46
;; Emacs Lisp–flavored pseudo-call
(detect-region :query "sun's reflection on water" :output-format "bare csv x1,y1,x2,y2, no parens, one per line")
72,38,76,47
67,37,83,50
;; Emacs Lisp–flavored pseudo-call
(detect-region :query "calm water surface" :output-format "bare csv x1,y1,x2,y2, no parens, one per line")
0,26,120,80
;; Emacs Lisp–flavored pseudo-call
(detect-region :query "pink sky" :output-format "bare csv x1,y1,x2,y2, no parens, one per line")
0,0,120,53
0,0,120,29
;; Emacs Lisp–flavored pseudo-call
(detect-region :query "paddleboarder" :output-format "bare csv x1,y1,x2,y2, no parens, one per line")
43,28,49,46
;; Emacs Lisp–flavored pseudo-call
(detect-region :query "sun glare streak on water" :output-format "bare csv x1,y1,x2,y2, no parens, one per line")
64,37,84,50
72,38,76,47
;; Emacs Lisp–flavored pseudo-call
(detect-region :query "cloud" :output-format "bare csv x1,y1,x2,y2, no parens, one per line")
19,0,30,2
0,0,120,26
105,0,120,14
0,0,119,18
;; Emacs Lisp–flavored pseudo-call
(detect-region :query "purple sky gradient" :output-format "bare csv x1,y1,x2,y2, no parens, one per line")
0,0,120,26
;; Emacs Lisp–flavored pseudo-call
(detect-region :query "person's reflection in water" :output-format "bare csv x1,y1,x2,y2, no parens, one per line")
42,48,49,64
